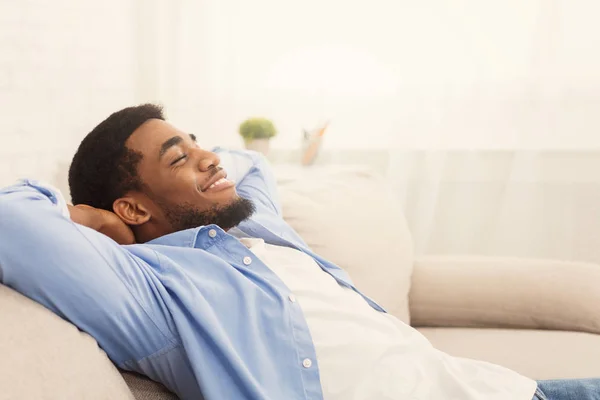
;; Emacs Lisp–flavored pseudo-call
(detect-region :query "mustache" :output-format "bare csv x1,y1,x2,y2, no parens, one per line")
200,166,223,186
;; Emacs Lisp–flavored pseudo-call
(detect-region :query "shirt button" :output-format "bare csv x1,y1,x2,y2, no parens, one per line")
243,256,252,265
208,229,217,238
302,358,312,368
288,294,296,303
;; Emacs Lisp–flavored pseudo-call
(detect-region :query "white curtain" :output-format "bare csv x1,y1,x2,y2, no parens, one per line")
146,0,600,263
387,151,600,263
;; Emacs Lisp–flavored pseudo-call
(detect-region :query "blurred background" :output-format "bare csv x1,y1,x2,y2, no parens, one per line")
1,0,600,262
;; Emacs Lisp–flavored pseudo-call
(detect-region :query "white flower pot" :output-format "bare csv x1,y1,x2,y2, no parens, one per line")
244,138,270,155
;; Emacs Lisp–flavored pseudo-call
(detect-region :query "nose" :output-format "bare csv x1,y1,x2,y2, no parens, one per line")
197,149,221,172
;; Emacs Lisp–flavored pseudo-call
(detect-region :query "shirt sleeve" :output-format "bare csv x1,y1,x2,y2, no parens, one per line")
213,147,282,216
0,180,174,366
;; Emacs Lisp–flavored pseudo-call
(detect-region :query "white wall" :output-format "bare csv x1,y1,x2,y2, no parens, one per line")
387,150,600,263
3,0,600,184
0,0,139,187
171,0,600,151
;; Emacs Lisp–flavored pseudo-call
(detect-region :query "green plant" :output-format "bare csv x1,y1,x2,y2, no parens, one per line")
239,117,277,141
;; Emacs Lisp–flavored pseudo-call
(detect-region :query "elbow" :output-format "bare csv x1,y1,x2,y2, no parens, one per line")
0,183,56,228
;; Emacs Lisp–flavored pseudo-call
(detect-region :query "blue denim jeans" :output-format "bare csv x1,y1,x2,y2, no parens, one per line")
534,379,600,399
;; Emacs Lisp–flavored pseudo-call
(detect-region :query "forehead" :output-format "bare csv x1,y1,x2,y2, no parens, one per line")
126,119,185,157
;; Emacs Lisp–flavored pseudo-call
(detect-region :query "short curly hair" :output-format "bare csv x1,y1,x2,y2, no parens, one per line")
68,104,165,211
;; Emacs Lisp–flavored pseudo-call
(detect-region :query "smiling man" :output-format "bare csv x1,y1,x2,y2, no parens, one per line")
0,104,598,400
67,105,255,244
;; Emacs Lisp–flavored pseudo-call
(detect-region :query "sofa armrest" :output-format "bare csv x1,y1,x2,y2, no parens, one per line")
409,255,600,334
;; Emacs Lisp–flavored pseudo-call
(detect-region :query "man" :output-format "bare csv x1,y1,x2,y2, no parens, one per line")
0,104,598,400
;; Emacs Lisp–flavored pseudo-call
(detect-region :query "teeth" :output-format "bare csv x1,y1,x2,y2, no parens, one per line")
208,178,227,189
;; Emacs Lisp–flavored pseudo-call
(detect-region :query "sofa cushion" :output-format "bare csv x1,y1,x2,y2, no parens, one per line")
419,327,600,380
121,372,178,400
276,165,414,323
0,284,134,400
410,256,600,335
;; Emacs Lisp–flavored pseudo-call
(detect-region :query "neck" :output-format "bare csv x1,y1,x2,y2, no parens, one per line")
132,223,173,243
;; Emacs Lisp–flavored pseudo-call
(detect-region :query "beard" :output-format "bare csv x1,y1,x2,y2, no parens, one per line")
160,196,256,232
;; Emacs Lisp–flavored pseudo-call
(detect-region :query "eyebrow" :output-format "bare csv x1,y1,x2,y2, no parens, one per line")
158,133,198,159
159,136,183,159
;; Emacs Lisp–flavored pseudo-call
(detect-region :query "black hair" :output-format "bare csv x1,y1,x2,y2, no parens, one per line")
68,104,165,211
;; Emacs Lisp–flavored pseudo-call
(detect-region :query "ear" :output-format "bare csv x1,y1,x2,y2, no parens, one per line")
112,197,151,226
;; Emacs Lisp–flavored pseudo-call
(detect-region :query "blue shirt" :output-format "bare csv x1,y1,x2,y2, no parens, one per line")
0,149,385,400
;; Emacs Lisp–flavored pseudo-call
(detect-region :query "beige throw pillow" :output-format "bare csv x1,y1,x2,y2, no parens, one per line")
276,166,414,323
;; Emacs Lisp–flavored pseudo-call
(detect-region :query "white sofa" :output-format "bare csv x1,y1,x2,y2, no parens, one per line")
0,166,599,399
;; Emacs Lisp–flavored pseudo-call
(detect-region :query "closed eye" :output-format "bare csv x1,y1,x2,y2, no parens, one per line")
170,154,187,166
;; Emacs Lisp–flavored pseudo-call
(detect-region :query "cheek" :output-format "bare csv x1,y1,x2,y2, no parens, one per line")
180,175,203,198
171,168,198,188
153,170,198,198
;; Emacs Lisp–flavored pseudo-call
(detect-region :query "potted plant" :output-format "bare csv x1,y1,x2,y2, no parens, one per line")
238,117,277,155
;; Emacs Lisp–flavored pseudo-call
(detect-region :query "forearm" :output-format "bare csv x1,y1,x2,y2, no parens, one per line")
0,180,70,228
67,204,103,230
0,180,133,251
0,180,74,284
1,181,106,236
68,204,135,245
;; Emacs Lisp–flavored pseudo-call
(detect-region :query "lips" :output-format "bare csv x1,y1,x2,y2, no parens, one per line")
200,169,233,192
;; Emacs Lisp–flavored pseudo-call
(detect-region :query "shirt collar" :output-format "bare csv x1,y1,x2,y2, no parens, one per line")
147,227,200,248
146,224,251,249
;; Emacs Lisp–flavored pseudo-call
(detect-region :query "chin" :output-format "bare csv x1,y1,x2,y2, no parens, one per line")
220,188,240,204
